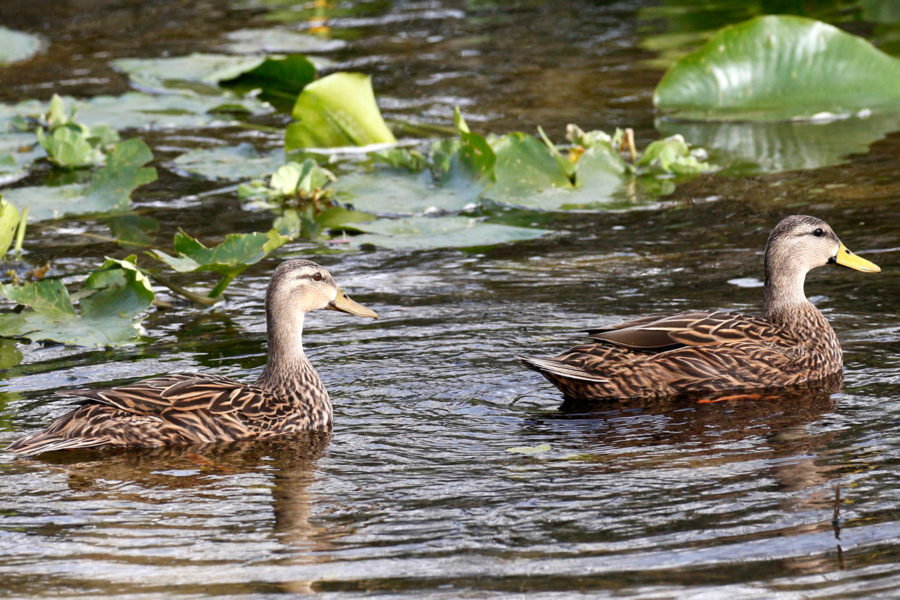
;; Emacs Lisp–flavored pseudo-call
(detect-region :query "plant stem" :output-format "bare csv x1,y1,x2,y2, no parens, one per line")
14,207,28,255
149,273,219,306
208,273,237,299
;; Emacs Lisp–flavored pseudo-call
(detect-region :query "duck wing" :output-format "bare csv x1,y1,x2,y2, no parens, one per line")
587,310,799,352
10,373,288,454
66,372,280,420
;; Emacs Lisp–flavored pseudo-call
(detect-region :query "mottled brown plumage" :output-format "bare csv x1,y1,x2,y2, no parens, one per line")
9,259,377,455
520,216,880,401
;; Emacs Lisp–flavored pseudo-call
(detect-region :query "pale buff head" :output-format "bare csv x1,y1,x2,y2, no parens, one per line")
764,215,879,308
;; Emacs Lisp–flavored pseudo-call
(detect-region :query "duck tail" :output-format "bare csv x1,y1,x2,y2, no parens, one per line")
7,431,106,456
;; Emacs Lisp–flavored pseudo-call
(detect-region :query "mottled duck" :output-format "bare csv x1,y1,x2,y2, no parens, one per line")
9,259,377,455
520,215,880,401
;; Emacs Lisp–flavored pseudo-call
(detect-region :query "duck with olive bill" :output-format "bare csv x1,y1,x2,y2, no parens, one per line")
520,215,881,401
8,259,377,455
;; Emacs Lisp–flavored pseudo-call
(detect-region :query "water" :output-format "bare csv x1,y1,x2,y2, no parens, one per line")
1,1,899,598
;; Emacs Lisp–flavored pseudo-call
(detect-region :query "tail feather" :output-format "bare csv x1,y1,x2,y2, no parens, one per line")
518,355,609,383
7,432,108,456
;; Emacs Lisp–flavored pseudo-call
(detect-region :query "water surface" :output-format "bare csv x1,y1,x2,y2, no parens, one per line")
1,1,899,598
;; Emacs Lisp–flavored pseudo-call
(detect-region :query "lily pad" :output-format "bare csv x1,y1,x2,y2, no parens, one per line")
654,15,900,120
334,170,480,216
0,133,43,184
221,28,346,54
170,143,285,182
286,72,396,149
344,215,550,250
0,26,45,65
488,132,573,199
3,138,157,221
113,53,274,95
0,257,154,347
0,93,271,134
149,229,289,298
105,213,160,247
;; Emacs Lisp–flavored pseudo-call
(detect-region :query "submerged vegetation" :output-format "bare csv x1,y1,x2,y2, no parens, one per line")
0,14,897,353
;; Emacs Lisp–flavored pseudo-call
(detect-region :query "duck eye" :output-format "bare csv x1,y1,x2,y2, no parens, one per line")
312,272,323,282
813,228,825,237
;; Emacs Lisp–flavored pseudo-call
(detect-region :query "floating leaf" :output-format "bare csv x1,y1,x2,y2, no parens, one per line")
334,170,479,217
113,53,273,95
0,26,45,65
170,143,285,182
221,28,346,54
83,138,157,211
286,72,396,149
105,213,160,247
370,148,429,172
0,338,22,368
149,229,289,298
273,205,373,239
0,133,44,185
2,138,157,221
344,215,550,250
0,278,74,317
221,55,317,112
488,132,573,200
0,93,271,135
0,257,153,346
79,256,155,321
654,15,900,120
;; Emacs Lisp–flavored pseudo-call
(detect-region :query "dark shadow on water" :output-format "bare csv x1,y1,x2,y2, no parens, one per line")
536,373,844,492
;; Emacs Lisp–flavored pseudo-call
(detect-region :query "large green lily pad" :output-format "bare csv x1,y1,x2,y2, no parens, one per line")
0,257,154,347
654,15,900,120
345,216,550,250
3,138,157,221
286,72,396,149
170,143,286,182
0,27,45,65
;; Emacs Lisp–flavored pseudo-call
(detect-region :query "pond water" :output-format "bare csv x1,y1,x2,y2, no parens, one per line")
1,1,899,598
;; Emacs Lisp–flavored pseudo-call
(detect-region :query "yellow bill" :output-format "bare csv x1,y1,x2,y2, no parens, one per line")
328,288,378,319
832,243,881,273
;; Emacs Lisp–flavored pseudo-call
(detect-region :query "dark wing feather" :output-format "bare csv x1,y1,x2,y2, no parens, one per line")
587,311,800,352
63,372,277,420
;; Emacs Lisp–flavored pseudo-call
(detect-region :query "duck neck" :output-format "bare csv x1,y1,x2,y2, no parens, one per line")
256,308,330,409
763,259,811,324
763,258,834,342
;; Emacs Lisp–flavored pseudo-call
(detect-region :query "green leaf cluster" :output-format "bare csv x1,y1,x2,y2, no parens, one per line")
36,95,120,168
149,229,289,300
0,256,154,346
238,158,337,204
